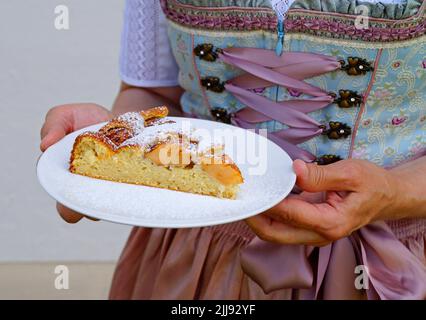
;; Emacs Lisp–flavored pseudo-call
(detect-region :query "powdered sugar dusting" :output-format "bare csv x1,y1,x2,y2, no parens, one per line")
116,112,218,158
117,112,146,135
121,120,194,149
37,119,296,228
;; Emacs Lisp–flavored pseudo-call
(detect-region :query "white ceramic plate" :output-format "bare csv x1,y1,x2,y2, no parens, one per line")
37,117,296,228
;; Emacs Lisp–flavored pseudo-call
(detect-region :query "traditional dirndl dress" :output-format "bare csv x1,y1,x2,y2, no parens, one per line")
110,0,426,299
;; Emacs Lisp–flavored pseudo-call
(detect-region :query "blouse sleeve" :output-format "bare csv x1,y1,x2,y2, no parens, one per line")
119,0,179,87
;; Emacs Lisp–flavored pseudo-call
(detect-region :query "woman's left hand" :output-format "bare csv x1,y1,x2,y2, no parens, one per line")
246,159,406,246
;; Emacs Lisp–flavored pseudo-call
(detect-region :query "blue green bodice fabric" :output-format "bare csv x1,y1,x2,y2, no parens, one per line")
162,0,425,167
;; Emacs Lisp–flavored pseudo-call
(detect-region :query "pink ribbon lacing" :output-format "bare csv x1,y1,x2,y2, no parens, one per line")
219,48,341,161
217,47,426,299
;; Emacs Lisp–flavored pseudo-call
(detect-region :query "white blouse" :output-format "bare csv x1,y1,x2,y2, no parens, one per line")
119,0,179,87
119,0,406,88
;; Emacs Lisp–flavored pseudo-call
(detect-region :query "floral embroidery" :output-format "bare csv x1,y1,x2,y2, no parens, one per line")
384,147,395,157
373,88,392,100
352,140,369,160
384,113,410,131
161,0,425,42
369,83,403,110
175,34,189,63
407,90,418,99
391,116,408,126
166,6,425,168
408,136,426,157
361,119,372,128
288,88,302,97
249,87,266,94
176,34,187,53
357,45,425,166
392,61,402,69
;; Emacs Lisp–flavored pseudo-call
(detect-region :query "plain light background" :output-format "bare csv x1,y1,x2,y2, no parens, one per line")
0,0,132,263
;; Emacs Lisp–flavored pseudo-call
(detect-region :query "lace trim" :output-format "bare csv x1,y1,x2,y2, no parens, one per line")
121,0,157,81
120,0,179,87
173,0,418,19
271,0,297,20
168,18,426,49
285,8,425,42
161,0,426,42
161,0,278,31
284,32,426,49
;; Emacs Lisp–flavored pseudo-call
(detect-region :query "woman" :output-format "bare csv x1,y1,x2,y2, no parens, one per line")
40,0,426,299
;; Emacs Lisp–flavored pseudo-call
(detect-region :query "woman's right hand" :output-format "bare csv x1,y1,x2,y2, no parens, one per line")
40,103,113,223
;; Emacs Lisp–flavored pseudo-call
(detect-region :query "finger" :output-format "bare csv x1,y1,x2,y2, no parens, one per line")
85,216,100,222
40,107,73,151
264,197,340,233
286,192,325,204
40,107,73,139
40,124,68,151
245,214,330,246
293,159,362,192
56,203,84,224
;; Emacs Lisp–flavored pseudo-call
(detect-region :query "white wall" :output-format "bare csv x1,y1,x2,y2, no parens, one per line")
0,0,131,262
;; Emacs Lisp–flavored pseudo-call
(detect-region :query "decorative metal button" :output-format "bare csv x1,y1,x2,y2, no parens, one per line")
201,77,225,93
340,57,374,76
334,90,363,108
315,155,342,165
211,108,231,124
194,44,219,62
322,121,352,140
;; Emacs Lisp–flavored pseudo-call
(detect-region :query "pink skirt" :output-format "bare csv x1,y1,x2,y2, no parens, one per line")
109,219,426,300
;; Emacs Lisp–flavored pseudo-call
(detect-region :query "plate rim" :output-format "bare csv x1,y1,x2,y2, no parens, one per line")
36,117,296,228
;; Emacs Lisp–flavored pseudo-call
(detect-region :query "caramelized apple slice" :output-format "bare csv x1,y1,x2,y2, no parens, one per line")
145,141,191,167
200,155,243,186
140,106,169,122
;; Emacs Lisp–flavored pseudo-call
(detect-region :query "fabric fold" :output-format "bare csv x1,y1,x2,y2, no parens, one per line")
356,222,426,300
240,221,426,299
240,238,315,292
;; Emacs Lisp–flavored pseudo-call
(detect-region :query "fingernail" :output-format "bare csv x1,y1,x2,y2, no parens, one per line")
40,140,47,152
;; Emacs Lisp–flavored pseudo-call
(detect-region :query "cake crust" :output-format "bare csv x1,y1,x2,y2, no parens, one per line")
69,107,243,199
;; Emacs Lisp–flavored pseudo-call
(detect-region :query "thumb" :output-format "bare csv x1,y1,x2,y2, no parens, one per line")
293,159,359,192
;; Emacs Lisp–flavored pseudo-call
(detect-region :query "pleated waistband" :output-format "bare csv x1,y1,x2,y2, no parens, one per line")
387,218,426,240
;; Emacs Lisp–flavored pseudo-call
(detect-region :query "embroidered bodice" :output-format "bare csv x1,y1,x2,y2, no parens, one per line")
120,0,426,242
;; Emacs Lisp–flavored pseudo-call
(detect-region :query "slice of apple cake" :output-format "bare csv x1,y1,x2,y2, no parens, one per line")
69,106,243,199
